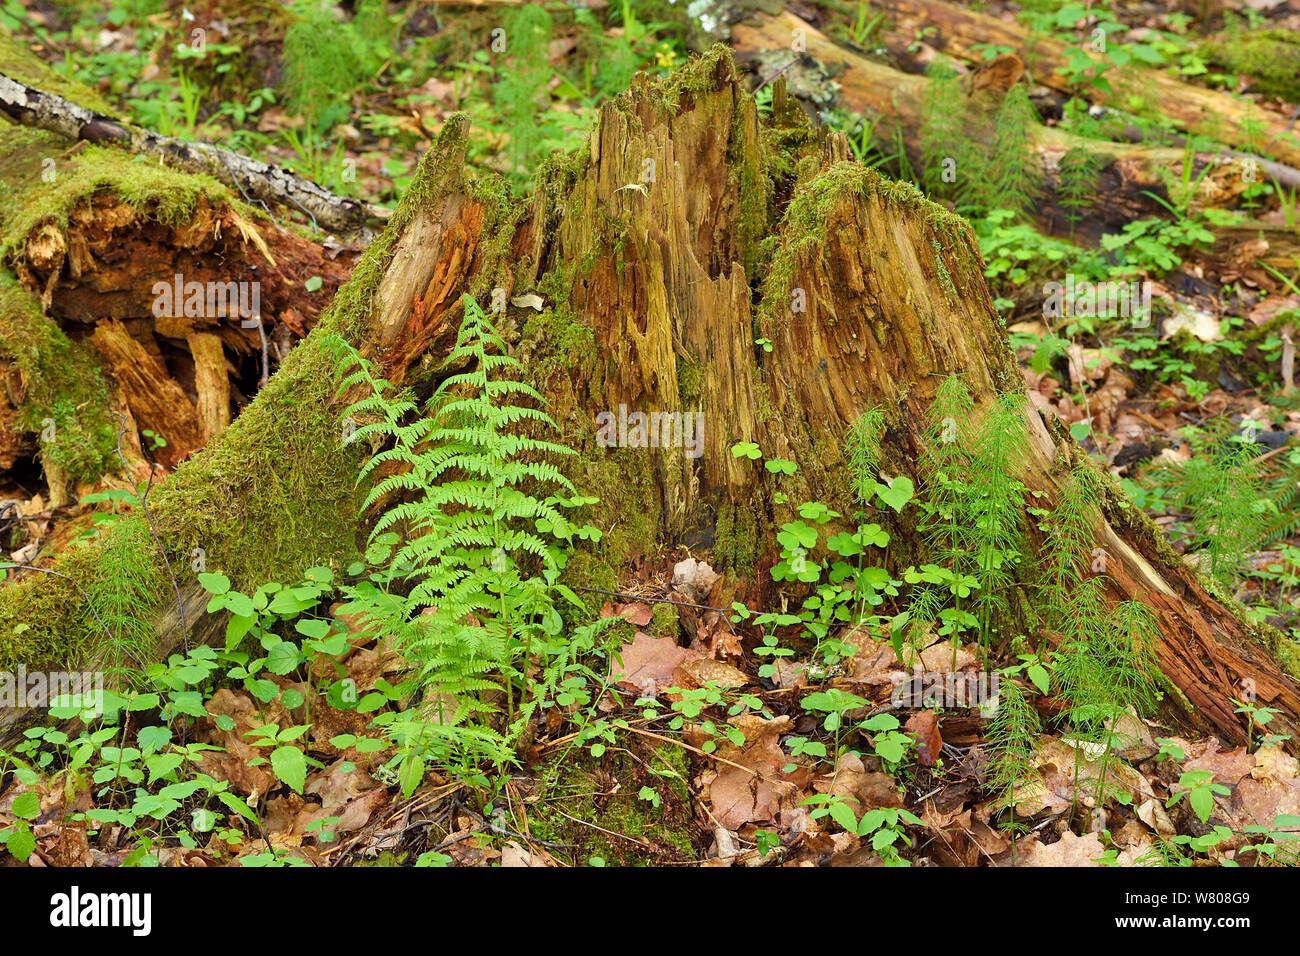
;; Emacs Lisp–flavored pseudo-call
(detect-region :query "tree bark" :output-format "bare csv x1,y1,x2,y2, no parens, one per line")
2,47,1296,752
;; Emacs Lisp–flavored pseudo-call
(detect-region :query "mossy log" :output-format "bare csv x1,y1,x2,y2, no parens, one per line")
0,30,380,237
2,47,1297,751
730,9,1289,245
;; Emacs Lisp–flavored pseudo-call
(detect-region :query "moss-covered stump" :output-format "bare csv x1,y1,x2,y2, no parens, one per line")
0,32,357,499
3,46,1300,753
0,122,476,722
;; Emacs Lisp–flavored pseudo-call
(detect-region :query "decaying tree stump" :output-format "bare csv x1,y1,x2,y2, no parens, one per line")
0,38,358,504
1,47,1296,751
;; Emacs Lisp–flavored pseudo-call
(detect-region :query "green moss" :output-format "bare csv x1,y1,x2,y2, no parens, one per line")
528,739,699,865
758,161,970,333
557,550,618,627
715,496,762,576
676,354,703,407
1200,30,1300,103
0,278,116,485
649,602,679,640
581,449,660,569
0,30,117,114
355,850,407,866
0,138,235,262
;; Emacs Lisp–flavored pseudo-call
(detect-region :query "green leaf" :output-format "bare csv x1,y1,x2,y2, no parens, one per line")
217,791,261,826
828,799,859,832
10,791,39,820
224,591,256,618
1189,786,1214,824
146,753,185,784
304,275,323,292
873,475,915,513
295,619,331,639
777,521,818,550
279,688,305,709
1026,664,1050,695
265,641,302,676
245,679,279,703
764,458,797,475
137,725,172,755
198,572,230,595
6,827,34,861
270,746,307,794
399,751,425,799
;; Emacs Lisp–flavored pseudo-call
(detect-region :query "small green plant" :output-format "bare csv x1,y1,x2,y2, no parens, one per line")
1167,769,1230,825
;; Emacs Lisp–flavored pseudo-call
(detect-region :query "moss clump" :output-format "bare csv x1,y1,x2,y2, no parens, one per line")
676,354,703,407
1200,30,1300,103
649,602,679,640
715,495,762,576
528,739,700,865
557,550,618,627
0,278,116,486
0,140,235,262
0,31,117,114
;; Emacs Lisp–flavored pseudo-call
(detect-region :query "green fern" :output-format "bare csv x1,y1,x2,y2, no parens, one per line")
328,294,607,770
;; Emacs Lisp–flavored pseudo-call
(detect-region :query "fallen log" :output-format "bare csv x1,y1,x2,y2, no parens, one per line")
0,33,383,238
730,9,1262,246
1,47,1296,754
862,0,1300,169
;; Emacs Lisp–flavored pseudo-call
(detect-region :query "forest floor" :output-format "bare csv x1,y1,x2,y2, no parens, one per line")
2,0,1300,868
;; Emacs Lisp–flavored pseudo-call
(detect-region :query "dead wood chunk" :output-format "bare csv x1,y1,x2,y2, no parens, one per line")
0,402,23,473
186,332,231,443
90,319,202,467
971,53,1025,94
